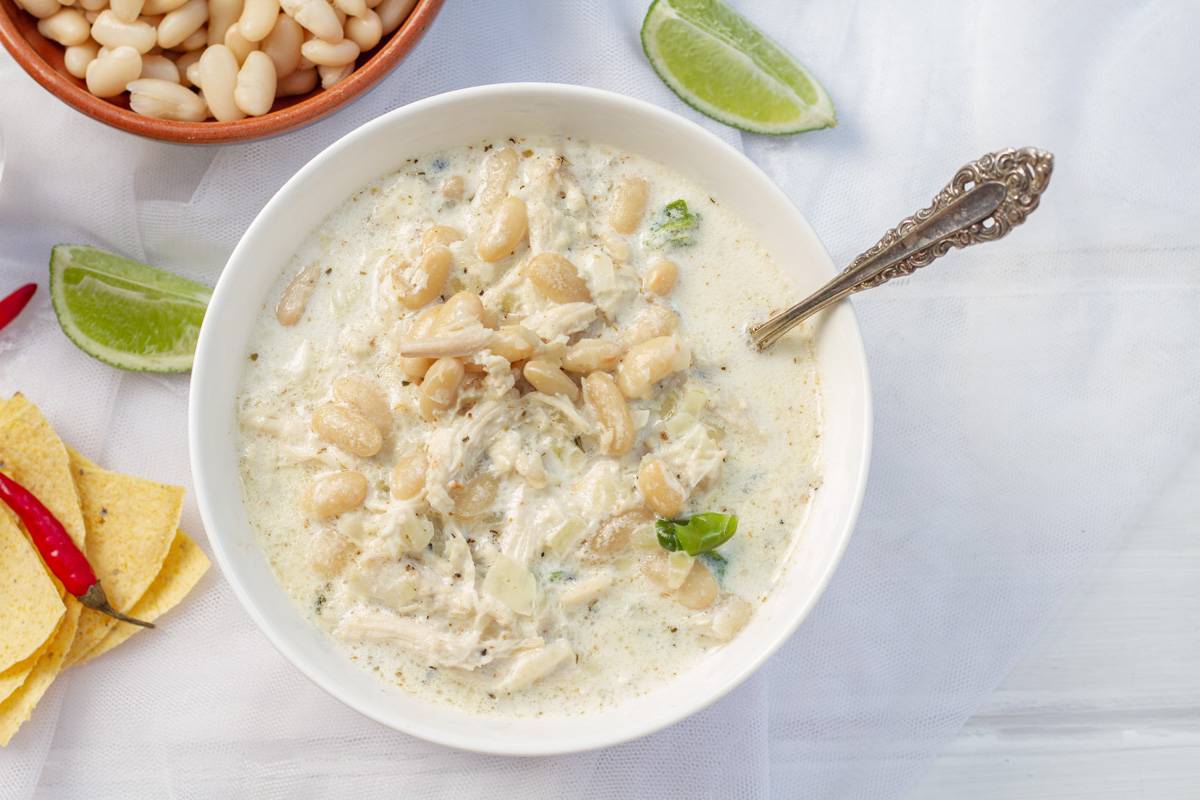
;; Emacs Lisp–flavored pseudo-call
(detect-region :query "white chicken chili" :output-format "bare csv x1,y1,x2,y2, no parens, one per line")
237,137,822,715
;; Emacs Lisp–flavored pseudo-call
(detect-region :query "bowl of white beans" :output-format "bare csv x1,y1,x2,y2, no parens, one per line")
0,0,442,143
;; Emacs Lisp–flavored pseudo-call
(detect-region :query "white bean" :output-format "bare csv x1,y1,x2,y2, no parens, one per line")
198,43,244,121
311,403,382,457
476,196,527,262
140,53,180,81
363,0,380,8
174,47,202,84
109,0,144,21
237,0,278,41
178,25,207,49
374,0,412,34
280,0,340,42
185,57,203,87
157,0,207,49
275,263,319,324
332,375,391,433
343,8,378,50
609,177,649,235
141,0,186,13
300,36,357,66
583,372,634,456
223,21,258,62
85,44,142,96
79,0,108,11
91,10,157,52
275,65,316,95
234,49,275,115
206,0,242,43
37,8,91,45
642,257,678,296
127,78,207,120
17,0,61,20
83,9,99,21
261,13,301,76
332,0,363,17
63,40,99,78
478,146,517,209
302,471,367,519
317,61,351,89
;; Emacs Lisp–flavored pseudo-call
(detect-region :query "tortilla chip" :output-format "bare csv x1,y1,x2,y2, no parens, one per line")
63,450,184,666
0,394,87,554
0,512,65,673
76,530,209,666
0,598,79,747
0,613,64,705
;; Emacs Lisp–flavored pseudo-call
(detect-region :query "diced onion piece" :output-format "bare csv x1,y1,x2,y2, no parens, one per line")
561,573,612,607
545,514,586,556
395,514,434,554
680,386,708,415
664,411,698,438
483,555,536,616
709,597,753,641
666,550,694,590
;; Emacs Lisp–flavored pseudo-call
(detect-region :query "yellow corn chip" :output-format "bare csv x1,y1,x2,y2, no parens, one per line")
0,512,64,673
0,394,88,744
0,614,64,705
0,598,80,747
63,450,184,666
77,530,209,665
0,394,87,554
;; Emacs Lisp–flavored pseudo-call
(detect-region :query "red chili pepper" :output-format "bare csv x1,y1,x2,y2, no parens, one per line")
0,283,37,332
0,471,154,628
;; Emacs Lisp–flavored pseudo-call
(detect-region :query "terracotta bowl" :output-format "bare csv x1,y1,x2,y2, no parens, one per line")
0,0,444,144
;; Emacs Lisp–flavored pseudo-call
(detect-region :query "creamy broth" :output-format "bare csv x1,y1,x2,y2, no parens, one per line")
236,137,821,715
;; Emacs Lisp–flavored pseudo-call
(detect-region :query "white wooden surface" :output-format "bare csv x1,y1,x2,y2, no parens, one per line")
911,449,1200,798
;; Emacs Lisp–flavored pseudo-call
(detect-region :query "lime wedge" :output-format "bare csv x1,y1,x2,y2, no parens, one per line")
641,0,836,135
49,244,211,373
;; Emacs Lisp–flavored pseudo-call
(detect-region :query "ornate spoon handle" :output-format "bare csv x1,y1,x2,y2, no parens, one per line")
749,147,1054,350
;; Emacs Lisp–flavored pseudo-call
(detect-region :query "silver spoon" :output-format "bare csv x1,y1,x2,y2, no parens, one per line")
750,147,1054,350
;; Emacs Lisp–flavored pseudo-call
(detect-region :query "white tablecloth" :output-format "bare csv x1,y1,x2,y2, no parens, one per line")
1,1,1196,797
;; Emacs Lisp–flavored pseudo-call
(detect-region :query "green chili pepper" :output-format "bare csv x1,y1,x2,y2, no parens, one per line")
655,513,738,556
644,199,701,248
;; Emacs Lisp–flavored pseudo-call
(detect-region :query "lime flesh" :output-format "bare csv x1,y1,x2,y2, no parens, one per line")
49,244,211,373
641,0,836,135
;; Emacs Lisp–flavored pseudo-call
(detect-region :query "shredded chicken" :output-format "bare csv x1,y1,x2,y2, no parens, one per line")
424,400,512,512
522,302,597,341
400,326,493,358
560,573,612,607
525,392,593,434
493,640,574,693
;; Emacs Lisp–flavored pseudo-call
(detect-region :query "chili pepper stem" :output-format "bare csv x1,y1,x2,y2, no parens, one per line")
79,583,155,629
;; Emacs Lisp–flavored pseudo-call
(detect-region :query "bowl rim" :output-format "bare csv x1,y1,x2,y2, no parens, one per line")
0,0,445,144
189,82,873,754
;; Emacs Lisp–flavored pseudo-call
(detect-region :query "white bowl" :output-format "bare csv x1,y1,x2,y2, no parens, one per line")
189,83,872,755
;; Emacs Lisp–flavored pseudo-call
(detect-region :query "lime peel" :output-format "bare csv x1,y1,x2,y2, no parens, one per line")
49,244,211,373
641,0,836,135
